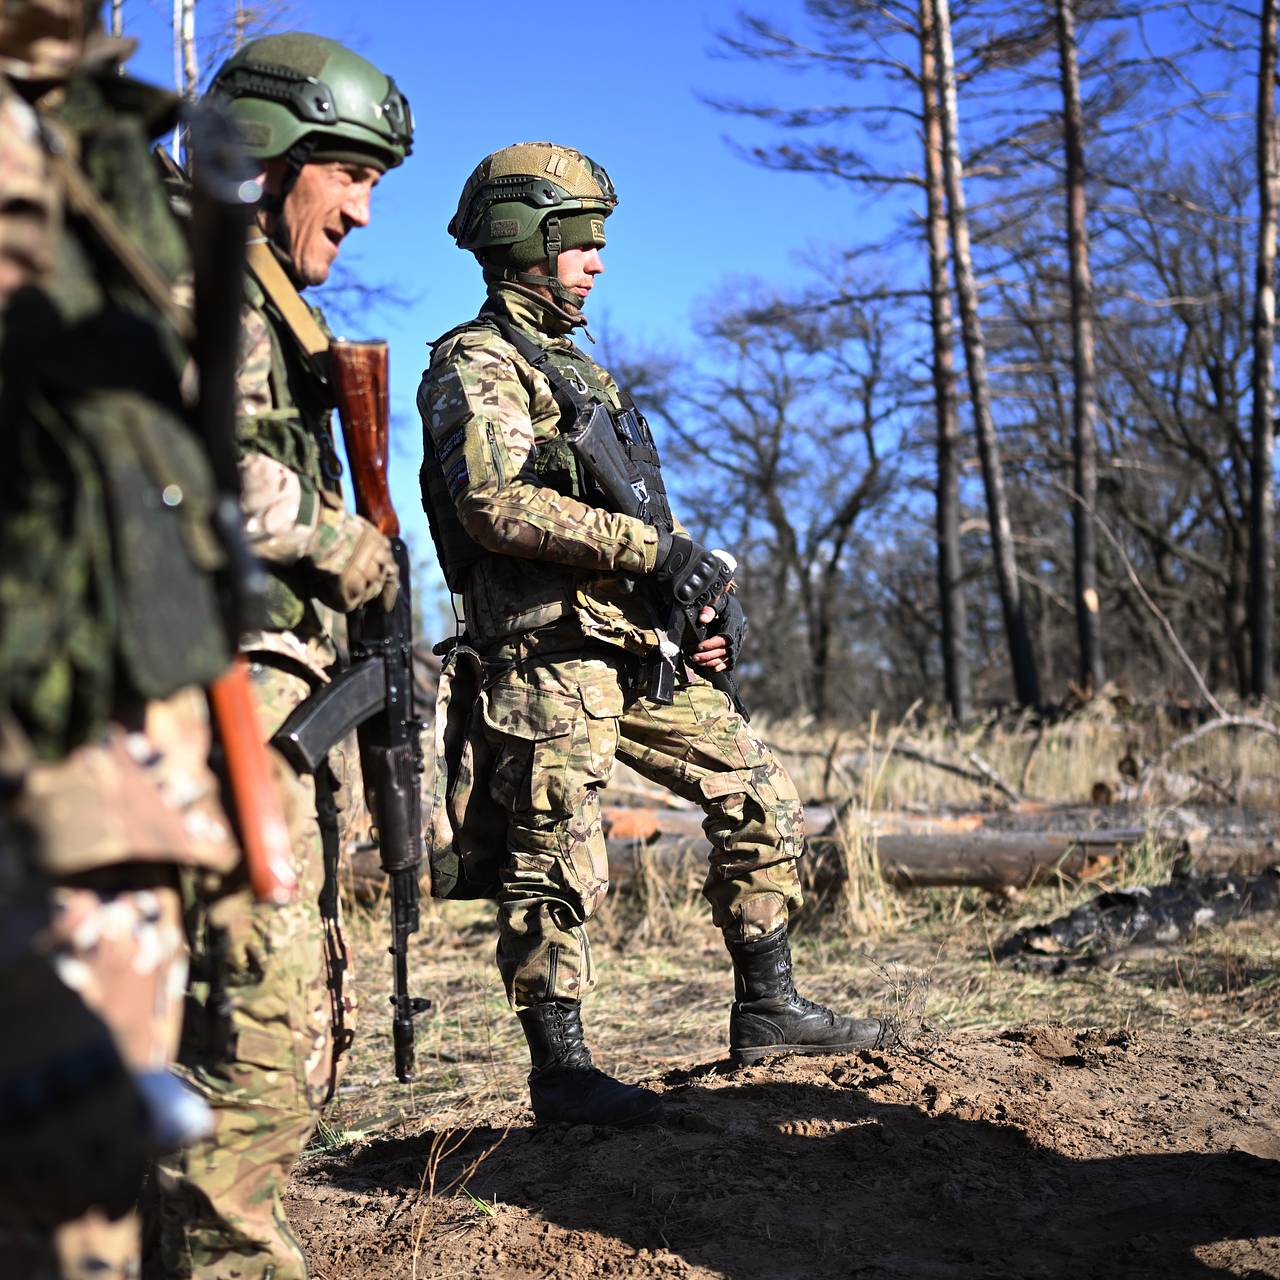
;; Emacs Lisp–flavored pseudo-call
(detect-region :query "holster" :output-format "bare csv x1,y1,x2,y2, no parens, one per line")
425,639,508,900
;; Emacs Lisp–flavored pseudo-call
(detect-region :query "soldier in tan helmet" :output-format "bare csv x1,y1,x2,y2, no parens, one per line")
419,142,893,1128
0,2,259,1277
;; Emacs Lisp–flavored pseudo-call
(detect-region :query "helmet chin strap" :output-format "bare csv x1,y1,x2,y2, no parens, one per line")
496,216,592,330
259,136,317,253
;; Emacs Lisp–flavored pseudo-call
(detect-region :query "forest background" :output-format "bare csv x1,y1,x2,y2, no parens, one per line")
117,0,1276,726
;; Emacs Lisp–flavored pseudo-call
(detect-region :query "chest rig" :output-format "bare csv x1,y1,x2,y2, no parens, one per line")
484,313,674,531
421,311,673,595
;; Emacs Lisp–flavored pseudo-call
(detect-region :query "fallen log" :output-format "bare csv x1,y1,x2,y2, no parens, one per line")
599,819,1278,892
341,810,1280,900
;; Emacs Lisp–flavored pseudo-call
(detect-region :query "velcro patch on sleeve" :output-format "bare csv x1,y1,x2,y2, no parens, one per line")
437,426,467,460
446,458,470,497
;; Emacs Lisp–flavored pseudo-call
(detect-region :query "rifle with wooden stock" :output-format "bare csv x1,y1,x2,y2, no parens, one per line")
187,102,296,906
271,339,429,1083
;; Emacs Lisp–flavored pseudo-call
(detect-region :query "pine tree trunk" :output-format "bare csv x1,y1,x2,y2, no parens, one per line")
920,0,971,724
1055,0,1105,697
1249,0,1279,698
933,0,1041,708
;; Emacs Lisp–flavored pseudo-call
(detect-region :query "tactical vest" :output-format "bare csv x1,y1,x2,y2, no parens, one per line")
0,71,229,760
237,269,343,630
421,308,672,594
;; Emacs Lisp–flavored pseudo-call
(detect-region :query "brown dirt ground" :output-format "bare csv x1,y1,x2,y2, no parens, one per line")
290,1020,1280,1279
291,794,1280,1279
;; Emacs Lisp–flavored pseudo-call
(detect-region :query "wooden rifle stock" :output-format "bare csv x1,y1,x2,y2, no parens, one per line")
208,659,297,904
328,336,429,1081
330,340,397,537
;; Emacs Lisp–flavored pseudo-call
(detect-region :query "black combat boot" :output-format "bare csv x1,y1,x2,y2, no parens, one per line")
517,1000,662,1126
727,927,891,1066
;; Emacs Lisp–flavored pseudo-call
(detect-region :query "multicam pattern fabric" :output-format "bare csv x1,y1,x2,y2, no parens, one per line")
233,271,341,672
151,661,356,1280
14,688,238,878
481,649,804,1006
43,873,186,1280
420,286,659,646
421,283,808,1007
149,246,376,1273
0,64,239,1280
0,73,57,297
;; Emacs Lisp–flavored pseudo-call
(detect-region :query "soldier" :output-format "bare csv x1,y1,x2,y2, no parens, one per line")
0,1,256,1276
419,142,892,1128
145,34,413,1280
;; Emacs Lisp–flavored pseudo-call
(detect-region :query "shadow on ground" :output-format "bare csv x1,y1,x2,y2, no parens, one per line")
292,1028,1280,1279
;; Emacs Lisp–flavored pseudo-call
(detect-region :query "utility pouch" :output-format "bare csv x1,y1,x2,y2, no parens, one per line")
426,642,507,899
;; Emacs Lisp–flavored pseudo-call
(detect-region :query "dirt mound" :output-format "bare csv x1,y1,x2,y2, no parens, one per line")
289,1024,1280,1278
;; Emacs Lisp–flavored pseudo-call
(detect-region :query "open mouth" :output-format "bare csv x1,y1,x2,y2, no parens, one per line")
324,228,344,250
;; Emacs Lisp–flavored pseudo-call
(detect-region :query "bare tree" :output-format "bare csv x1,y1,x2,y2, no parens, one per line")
920,0,972,723
934,0,1041,707
1055,0,1105,694
1248,0,1279,697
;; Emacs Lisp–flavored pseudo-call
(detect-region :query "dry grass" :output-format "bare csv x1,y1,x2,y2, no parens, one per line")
324,706,1280,1141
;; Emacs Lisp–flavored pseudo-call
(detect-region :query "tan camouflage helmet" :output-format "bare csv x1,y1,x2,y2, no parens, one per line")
0,0,131,81
449,142,616,307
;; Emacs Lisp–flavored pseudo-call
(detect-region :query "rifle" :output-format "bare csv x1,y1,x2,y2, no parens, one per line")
271,339,430,1083
477,313,749,719
186,102,296,905
566,402,750,720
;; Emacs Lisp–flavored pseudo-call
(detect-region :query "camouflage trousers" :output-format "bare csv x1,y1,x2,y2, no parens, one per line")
146,659,358,1280
483,649,804,1007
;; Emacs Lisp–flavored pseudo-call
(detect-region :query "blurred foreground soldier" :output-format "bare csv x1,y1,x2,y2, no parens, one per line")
419,142,892,1128
0,1,254,1275
146,34,413,1280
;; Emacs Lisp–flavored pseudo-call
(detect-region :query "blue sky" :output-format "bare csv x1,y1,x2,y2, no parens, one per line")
118,0,883,607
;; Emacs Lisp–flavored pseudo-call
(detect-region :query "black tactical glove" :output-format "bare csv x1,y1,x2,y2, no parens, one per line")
652,532,733,612
705,593,748,669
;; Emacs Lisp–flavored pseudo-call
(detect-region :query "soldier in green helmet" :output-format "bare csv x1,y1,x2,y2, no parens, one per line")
143,33,413,1280
419,143,892,1128
0,2,259,1277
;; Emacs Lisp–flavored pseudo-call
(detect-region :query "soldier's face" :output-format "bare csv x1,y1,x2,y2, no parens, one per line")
555,245,604,304
262,159,381,287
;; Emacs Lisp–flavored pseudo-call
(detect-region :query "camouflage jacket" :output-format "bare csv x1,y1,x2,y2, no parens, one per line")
419,286,668,653
0,68,229,761
234,255,345,678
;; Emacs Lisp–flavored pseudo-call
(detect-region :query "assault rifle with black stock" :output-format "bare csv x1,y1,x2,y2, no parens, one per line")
270,339,430,1083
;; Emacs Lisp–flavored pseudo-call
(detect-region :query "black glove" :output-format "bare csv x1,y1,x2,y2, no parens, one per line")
705,593,748,669
652,532,733,611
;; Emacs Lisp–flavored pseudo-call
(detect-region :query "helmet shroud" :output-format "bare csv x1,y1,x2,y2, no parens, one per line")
450,141,617,314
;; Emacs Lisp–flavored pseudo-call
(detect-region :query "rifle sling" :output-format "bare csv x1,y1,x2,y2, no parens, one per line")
245,237,330,369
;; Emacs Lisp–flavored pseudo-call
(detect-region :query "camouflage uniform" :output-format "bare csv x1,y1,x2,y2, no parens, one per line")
421,286,804,1008
149,274,361,1280
0,44,240,1280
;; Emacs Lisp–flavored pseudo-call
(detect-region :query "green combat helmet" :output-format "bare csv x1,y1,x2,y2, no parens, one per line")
450,141,617,313
208,32,412,207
